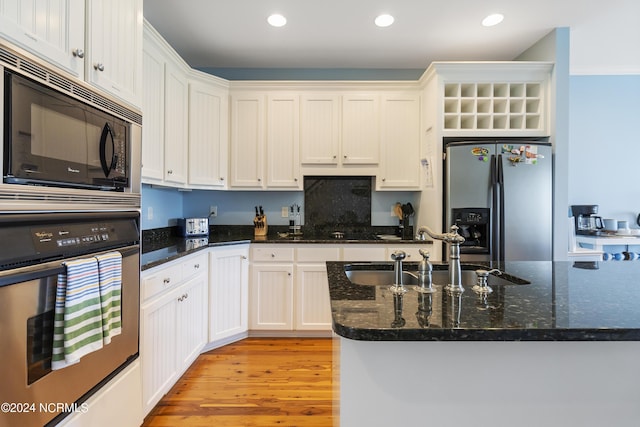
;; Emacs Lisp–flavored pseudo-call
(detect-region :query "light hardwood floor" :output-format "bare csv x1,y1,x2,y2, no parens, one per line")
142,338,338,427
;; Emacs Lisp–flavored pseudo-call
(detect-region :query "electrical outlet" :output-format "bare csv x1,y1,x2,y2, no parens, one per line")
281,206,289,218
147,206,154,220
390,205,396,216
209,205,217,217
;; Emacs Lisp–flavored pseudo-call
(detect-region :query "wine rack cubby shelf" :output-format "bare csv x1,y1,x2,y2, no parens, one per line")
443,82,543,131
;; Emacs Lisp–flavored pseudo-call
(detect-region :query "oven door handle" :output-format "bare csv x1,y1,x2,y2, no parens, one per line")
0,245,139,287
99,122,117,178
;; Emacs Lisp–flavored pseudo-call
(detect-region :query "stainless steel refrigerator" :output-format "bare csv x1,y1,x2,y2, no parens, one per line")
444,139,552,261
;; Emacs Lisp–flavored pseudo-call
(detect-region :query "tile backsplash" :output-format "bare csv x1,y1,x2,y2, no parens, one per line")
304,176,371,234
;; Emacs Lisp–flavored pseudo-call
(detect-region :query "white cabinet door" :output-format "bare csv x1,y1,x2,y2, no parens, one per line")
188,80,229,188
378,94,421,189
141,32,165,182
230,94,265,188
86,0,142,108
295,264,332,330
163,61,188,185
250,264,293,330
176,273,208,372
341,94,380,164
0,0,85,78
300,94,340,165
141,288,178,415
209,246,249,343
266,93,300,189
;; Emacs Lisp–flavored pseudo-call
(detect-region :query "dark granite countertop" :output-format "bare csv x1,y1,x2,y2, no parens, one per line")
141,227,432,271
326,260,640,341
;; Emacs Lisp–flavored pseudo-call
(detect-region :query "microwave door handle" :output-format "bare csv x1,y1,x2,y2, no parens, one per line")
99,122,116,177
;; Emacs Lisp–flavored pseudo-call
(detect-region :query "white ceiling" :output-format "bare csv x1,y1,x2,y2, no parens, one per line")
143,0,640,77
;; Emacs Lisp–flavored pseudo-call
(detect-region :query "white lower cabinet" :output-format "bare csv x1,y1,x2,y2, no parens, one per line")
209,245,249,344
176,274,208,368
249,245,339,332
141,252,208,416
295,246,340,330
250,263,294,330
295,264,333,330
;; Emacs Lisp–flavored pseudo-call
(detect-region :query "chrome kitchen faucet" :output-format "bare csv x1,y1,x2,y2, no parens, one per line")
416,225,466,293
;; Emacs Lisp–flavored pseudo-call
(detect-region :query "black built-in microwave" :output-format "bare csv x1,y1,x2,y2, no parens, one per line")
3,70,130,191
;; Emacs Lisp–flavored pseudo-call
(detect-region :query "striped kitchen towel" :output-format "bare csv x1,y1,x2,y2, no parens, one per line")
51,257,104,370
95,251,123,344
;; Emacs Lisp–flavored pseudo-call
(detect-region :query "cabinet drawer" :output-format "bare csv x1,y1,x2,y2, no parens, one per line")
181,253,208,280
251,246,295,262
142,264,182,301
297,246,341,262
342,245,388,262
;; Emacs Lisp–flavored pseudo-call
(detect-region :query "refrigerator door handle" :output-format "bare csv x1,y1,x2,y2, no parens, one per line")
497,154,505,261
490,155,499,261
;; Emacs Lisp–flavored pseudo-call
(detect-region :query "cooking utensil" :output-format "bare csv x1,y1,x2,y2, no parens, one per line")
393,203,403,220
405,202,415,216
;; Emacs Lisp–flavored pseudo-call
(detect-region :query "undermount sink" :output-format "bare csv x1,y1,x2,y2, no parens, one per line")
344,264,529,287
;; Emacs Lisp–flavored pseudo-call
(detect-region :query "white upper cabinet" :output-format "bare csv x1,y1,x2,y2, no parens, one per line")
229,93,265,188
141,33,165,182
0,0,85,78
0,0,142,108
341,94,380,164
143,22,230,189
266,93,300,189
300,94,341,165
163,60,189,185
188,76,229,188
229,91,301,190
377,93,421,190
86,0,142,108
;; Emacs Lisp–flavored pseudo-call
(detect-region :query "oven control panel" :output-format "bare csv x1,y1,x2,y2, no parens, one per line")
29,219,138,256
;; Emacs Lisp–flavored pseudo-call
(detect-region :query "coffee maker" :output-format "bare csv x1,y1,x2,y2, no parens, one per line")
571,205,604,235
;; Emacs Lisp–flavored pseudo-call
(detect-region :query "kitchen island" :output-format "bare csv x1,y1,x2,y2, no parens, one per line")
326,260,640,427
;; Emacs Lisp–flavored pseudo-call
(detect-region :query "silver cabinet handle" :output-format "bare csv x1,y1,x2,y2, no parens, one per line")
72,48,84,58
194,264,200,269
167,170,173,175
94,63,105,72
271,253,276,258
344,155,347,159
220,177,224,181
242,256,247,259
163,278,171,284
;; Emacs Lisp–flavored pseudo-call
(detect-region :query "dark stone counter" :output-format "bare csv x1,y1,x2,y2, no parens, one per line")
141,226,431,271
326,260,640,341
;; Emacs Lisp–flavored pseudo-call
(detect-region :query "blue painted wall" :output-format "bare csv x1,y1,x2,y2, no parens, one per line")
141,184,419,230
568,74,640,225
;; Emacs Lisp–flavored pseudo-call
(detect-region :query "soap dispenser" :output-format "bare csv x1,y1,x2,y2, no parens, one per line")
416,249,435,293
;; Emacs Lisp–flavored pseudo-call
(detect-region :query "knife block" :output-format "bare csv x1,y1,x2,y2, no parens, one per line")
254,215,268,237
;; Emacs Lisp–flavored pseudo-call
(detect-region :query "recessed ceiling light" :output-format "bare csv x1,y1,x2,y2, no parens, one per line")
482,13,504,27
375,14,394,28
267,13,287,27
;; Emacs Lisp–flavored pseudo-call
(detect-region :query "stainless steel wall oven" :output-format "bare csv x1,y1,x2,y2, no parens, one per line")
0,211,140,427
